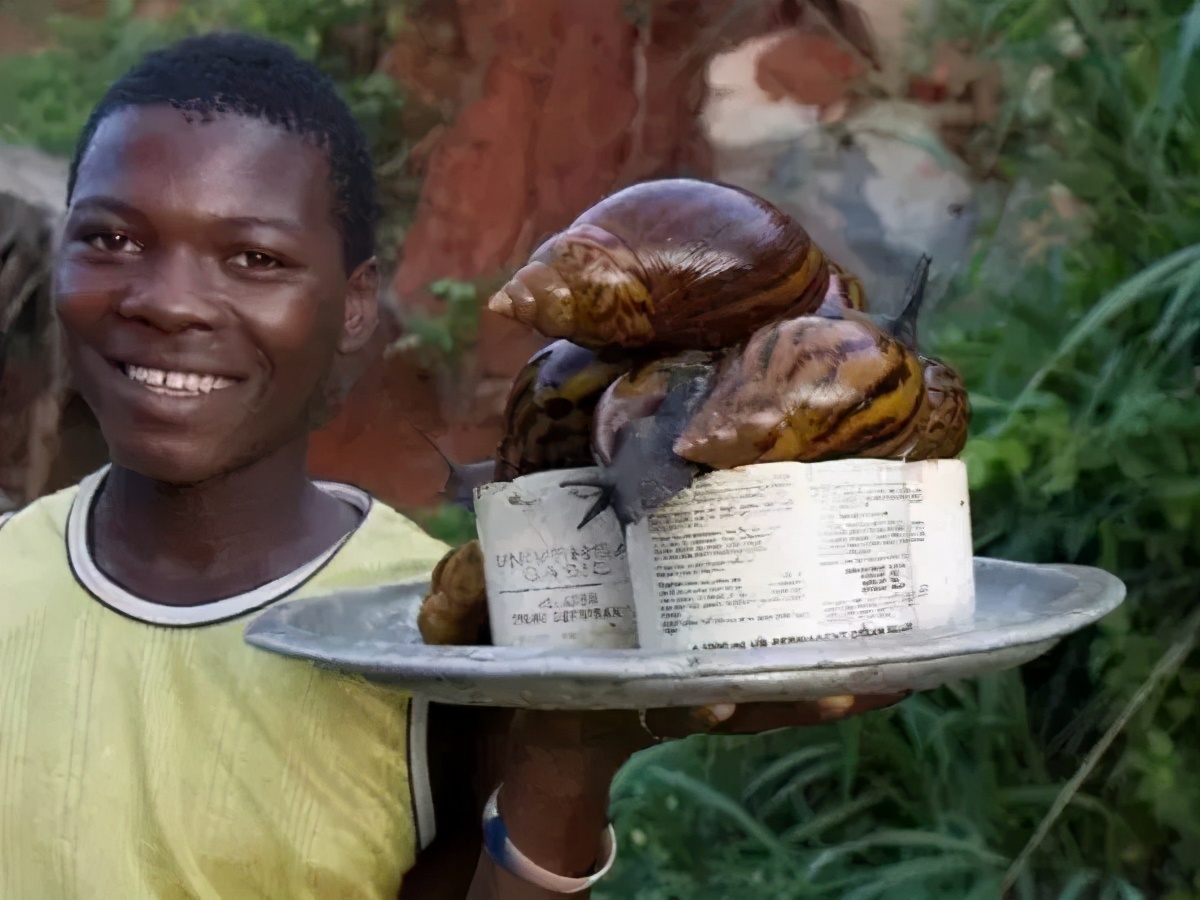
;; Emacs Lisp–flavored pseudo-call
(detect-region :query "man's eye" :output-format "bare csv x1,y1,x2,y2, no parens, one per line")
231,251,281,270
85,233,141,253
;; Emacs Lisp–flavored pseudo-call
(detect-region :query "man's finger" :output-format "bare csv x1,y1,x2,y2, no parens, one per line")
645,693,910,739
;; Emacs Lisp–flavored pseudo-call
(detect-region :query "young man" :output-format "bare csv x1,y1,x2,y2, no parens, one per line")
0,32,901,899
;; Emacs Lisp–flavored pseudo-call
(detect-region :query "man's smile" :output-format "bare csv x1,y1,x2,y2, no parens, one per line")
99,355,250,411
120,363,239,396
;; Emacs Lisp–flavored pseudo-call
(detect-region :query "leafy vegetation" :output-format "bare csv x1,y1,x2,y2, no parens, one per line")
392,278,487,368
600,2,1200,897
406,500,477,549
0,0,415,264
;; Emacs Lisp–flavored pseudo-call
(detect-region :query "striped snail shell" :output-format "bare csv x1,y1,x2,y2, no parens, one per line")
675,255,970,468
818,259,869,315
494,340,633,481
908,359,970,459
673,311,929,469
487,179,831,350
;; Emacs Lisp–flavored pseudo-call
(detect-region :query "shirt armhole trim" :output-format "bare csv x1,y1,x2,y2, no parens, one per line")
408,696,437,851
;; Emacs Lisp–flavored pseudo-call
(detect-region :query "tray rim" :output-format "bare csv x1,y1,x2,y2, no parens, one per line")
244,557,1127,684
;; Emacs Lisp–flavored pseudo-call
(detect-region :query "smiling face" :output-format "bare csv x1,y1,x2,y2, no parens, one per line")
55,105,377,485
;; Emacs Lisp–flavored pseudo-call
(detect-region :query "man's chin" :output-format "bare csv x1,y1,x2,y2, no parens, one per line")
104,442,241,488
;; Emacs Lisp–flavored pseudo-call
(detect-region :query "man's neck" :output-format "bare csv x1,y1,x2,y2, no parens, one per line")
90,441,362,606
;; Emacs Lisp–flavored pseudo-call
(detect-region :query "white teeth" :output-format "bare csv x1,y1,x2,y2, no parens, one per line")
122,364,236,395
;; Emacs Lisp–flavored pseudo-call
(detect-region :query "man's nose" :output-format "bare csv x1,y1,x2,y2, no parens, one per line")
115,248,222,334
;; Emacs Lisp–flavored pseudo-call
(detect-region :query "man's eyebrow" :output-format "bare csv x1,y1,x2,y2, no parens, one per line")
70,195,304,232
70,195,142,218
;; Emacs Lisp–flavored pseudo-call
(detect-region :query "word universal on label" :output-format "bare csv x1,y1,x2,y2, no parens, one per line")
625,459,975,653
474,467,638,648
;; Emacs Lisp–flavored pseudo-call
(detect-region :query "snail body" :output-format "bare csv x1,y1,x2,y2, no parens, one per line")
569,350,724,527
818,259,868,315
488,179,831,350
494,340,633,481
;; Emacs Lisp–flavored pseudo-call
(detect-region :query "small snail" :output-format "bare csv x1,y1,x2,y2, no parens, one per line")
818,259,869,315
418,540,490,646
487,179,831,351
494,340,633,481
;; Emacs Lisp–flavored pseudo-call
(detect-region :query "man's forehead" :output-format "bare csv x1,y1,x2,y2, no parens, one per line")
74,105,334,224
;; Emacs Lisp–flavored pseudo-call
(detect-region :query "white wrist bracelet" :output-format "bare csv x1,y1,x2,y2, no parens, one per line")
482,784,618,894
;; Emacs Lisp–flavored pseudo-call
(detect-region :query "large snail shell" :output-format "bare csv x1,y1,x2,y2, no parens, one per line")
488,179,830,350
674,312,928,469
494,340,632,481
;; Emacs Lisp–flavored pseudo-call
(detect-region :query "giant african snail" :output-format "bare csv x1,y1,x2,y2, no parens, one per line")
586,255,970,525
486,179,969,526
675,256,968,470
486,179,836,350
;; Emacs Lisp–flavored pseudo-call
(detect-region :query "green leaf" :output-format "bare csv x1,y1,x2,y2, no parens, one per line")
646,767,794,863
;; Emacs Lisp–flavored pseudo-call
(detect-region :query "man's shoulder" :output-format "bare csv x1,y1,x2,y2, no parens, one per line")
0,482,82,597
364,499,452,547
308,493,454,593
0,482,81,542
356,498,453,568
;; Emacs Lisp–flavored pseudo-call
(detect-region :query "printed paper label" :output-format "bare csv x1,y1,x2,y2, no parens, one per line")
626,459,974,652
474,467,638,648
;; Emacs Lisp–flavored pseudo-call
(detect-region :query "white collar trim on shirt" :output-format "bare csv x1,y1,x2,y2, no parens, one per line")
66,465,372,627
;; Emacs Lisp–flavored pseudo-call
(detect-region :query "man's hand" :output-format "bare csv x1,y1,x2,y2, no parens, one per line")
462,693,908,900
643,693,908,741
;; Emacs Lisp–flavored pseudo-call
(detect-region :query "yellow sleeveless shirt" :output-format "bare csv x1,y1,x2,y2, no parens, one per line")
0,467,451,900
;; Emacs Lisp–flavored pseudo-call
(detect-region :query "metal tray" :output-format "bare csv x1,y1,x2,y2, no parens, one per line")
244,558,1125,710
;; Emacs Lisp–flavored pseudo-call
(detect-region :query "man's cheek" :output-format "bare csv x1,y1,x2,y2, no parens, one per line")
54,268,122,324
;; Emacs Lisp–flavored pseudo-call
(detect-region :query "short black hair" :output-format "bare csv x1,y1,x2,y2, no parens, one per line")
67,31,378,273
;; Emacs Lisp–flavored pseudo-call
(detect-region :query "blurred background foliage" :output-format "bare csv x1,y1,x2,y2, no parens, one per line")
1,0,1198,896
0,0,416,263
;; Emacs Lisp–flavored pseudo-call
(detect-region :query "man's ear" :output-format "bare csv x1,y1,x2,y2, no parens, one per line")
338,257,380,354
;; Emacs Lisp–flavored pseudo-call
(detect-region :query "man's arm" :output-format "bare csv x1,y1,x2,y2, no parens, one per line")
401,707,631,900
464,711,634,900
399,703,508,900
406,698,908,900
